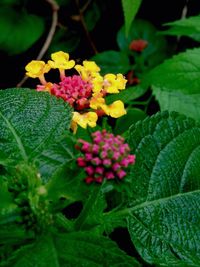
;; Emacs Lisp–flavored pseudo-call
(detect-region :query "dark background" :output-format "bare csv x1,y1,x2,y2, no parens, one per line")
1,0,200,89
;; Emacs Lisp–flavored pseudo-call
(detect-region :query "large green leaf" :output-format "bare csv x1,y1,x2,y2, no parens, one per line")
146,47,200,122
127,111,200,266
161,15,200,42
0,7,44,54
6,233,140,267
121,0,142,36
55,232,140,266
0,88,72,170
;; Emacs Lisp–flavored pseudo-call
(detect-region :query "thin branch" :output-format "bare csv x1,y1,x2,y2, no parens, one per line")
177,0,189,43
75,0,98,55
17,0,59,87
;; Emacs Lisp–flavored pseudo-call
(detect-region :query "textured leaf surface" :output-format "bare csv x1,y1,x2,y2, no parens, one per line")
127,111,200,266
0,89,72,172
8,233,140,267
161,15,200,42
121,0,142,36
147,47,200,121
56,232,140,266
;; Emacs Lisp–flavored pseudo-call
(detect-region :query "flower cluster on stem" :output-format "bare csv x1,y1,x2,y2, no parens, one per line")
25,51,128,132
76,130,135,184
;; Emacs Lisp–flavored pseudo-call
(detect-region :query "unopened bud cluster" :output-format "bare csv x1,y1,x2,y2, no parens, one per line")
76,130,135,183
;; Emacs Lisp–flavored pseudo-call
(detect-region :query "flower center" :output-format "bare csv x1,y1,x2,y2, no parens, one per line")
51,75,93,110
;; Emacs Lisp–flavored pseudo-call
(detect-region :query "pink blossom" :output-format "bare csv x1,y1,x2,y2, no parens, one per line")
85,166,94,175
117,169,126,179
75,129,135,184
77,157,86,167
91,157,102,165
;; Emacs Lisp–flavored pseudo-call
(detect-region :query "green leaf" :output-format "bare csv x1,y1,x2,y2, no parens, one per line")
36,134,77,181
0,0,20,4
127,111,200,266
117,19,168,69
121,0,142,36
8,233,140,267
56,232,140,266
0,8,44,55
0,88,72,173
161,15,200,42
114,108,147,134
84,2,101,31
12,235,60,267
91,50,130,75
153,86,200,122
106,83,149,104
146,47,200,121
0,179,13,211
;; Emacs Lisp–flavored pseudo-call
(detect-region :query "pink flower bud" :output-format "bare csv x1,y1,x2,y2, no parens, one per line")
117,169,126,179
103,158,112,166
85,153,93,161
85,177,94,184
77,157,86,167
95,166,104,174
112,162,121,171
91,157,102,165
105,171,115,179
85,166,94,175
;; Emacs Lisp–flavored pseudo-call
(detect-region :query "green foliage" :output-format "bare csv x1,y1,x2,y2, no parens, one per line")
2,1,200,266
145,47,200,121
161,15,200,42
0,0,20,4
121,0,143,36
117,19,168,69
84,2,101,31
0,88,140,266
114,107,146,134
0,88,72,173
127,111,200,266
0,7,44,55
91,50,130,75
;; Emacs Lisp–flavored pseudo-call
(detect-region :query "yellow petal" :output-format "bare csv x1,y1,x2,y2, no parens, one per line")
72,111,98,129
116,74,127,89
48,51,75,70
83,61,100,72
103,73,127,93
102,100,126,118
89,93,105,110
75,61,101,81
25,60,50,78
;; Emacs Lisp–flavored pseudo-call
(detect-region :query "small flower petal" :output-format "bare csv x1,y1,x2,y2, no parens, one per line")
25,60,50,78
101,100,126,118
72,111,98,129
48,51,75,70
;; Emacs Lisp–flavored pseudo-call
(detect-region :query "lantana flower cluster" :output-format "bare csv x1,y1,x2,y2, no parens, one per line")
25,51,127,132
76,130,135,184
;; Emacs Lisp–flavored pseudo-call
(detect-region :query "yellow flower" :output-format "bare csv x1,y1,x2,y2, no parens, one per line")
89,93,105,110
103,73,127,93
75,61,100,81
48,51,75,70
25,60,50,79
102,100,126,118
91,74,104,93
71,111,98,133
90,94,126,118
